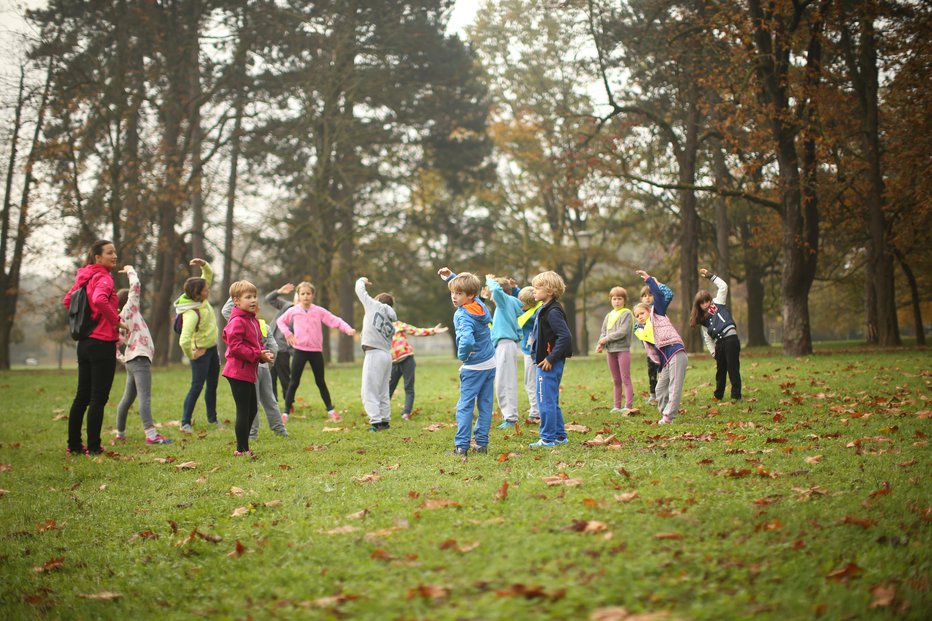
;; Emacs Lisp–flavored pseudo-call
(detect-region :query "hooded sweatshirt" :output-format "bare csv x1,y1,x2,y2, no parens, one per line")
276,303,354,352
172,262,218,358
117,266,154,362
222,305,263,383
453,298,494,366
355,278,396,351
486,277,523,346
63,263,120,342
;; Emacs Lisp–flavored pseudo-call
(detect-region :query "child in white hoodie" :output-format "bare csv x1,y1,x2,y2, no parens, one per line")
115,266,173,445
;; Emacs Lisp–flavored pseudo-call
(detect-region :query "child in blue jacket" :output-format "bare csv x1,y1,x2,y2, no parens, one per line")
438,267,495,455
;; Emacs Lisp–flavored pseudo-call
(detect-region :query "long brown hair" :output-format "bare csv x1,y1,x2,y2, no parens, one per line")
689,290,713,328
85,239,113,266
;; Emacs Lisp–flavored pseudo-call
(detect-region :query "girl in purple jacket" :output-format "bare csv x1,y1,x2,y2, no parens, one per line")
223,281,273,457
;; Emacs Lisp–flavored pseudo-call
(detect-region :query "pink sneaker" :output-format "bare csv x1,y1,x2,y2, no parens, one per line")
281,412,289,423
146,434,175,445
111,436,126,446
657,416,673,425
401,412,411,421
233,450,257,459
327,409,342,422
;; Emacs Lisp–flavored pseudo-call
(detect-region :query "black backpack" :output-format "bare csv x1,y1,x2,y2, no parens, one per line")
68,283,98,340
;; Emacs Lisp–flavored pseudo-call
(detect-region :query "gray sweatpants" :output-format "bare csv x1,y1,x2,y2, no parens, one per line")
494,340,520,422
523,353,540,419
116,357,154,433
251,364,287,438
655,350,688,420
361,348,392,424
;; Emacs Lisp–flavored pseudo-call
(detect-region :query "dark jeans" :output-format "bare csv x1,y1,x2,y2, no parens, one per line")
227,376,257,452
270,348,291,401
69,338,117,453
647,356,659,395
714,335,742,400
182,346,219,425
389,356,416,415
284,350,332,413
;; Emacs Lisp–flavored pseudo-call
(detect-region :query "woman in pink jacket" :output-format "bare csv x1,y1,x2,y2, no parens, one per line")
223,281,273,457
276,281,356,422
62,240,122,455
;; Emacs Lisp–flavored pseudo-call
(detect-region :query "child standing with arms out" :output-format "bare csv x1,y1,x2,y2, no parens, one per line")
438,268,495,455
277,282,356,422
223,281,274,457
390,319,448,421
634,270,686,424
690,268,742,401
114,266,173,445
221,297,289,439
528,271,572,448
356,277,397,432
485,274,524,429
517,287,542,424
596,286,635,415
174,258,221,432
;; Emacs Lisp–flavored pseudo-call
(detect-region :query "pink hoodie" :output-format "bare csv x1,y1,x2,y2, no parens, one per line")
222,306,263,383
63,264,120,342
276,304,353,352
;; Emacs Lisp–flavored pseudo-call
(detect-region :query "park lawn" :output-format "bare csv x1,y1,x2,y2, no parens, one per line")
0,348,929,620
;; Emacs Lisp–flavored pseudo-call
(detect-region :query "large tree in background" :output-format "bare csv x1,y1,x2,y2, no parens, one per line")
248,0,490,361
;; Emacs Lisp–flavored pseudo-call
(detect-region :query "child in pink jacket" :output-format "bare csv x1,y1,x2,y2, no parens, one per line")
223,281,273,457
276,281,356,421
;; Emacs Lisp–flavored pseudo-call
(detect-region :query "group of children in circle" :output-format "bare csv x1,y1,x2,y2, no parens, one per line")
63,239,742,459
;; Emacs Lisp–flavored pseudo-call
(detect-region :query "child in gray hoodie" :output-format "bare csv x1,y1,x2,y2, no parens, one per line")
355,277,397,432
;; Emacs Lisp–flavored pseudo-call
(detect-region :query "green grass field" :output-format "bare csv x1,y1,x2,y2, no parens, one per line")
0,347,929,620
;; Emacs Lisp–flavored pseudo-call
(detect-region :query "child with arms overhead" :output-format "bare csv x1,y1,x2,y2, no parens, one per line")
634,270,686,424
356,277,397,432
438,267,495,455
114,265,173,445
485,274,524,429
690,268,742,401
174,258,221,432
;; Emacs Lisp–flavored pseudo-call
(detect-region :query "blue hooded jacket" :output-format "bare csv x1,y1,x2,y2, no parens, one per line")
453,298,494,365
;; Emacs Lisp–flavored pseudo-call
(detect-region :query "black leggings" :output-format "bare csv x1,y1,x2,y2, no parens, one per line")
227,377,257,452
69,338,117,453
284,350,333,413
714,335,742,400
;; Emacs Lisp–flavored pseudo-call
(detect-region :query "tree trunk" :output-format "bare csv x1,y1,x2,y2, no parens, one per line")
844,13,900,346
748,0,821,356
740,213,769,347
894,249,925,346
0,68,25,371
677,80,701,352
711,140,731,284
0,62,51,369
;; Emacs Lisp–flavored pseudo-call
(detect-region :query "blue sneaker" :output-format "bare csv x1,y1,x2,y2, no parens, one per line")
498,420,516,429
528,439,556,448
553,437,568,445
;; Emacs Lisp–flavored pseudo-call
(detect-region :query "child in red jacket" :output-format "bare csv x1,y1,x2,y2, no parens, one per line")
223,281,273,457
